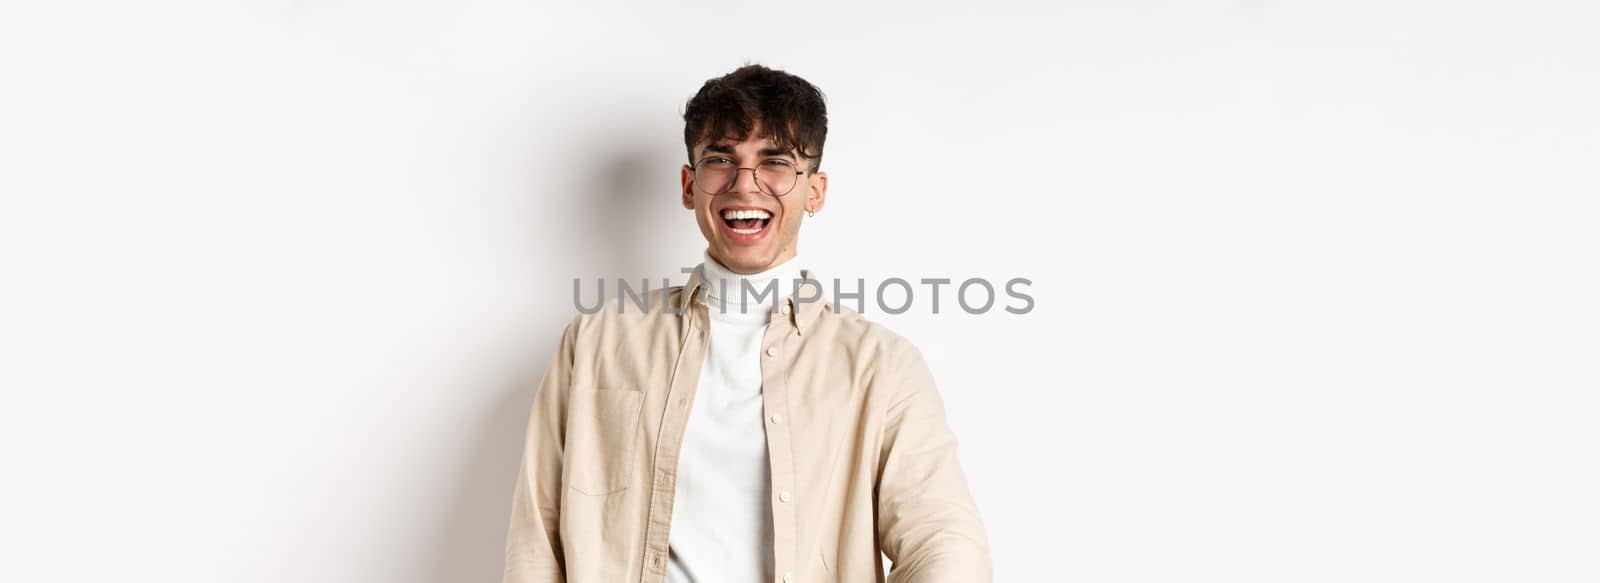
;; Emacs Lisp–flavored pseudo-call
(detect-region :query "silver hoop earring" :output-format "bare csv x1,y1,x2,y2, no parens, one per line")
806,210,816,218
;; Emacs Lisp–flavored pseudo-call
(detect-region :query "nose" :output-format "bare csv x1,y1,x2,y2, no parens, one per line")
728,167,763,196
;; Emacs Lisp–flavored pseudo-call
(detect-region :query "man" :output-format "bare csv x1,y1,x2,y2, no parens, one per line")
502,64,992,583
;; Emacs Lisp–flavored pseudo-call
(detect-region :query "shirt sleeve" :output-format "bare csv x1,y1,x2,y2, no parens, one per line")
503,316,580,583
875,340,995,583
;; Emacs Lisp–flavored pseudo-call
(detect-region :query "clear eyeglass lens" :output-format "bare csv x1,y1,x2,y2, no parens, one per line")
696,158,799,196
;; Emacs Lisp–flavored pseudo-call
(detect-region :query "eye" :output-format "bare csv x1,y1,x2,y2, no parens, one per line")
702,157,735,167
761,159,794,167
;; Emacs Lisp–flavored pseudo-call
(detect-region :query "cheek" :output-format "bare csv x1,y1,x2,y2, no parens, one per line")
782,210,805,237
695,206,718,237
789,201,809,229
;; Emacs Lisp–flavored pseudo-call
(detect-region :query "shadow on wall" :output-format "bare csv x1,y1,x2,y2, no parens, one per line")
429,124,688,582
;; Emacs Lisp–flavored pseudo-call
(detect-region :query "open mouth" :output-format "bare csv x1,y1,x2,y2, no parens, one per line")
719,208,773,243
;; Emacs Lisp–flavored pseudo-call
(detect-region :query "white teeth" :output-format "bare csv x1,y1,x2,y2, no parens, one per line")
721,208,772,220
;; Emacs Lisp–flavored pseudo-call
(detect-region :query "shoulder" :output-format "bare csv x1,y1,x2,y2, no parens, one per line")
562,282,684,341
810,303,929,379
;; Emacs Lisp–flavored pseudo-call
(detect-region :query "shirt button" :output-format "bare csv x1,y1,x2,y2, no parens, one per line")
780,304,791,314
783,572,794,583
765,346,778,357
779,490,792,503
770,413,783,424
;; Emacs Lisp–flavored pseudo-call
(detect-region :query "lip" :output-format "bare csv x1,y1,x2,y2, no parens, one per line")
716,205,776,245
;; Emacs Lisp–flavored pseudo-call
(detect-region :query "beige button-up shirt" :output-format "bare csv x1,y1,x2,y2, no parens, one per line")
502,268,993,583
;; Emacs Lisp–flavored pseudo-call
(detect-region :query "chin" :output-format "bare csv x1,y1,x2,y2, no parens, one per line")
719,248,770,270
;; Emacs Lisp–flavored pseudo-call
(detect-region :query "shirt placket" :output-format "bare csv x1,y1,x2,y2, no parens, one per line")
763,299,799,583
641,299,710,582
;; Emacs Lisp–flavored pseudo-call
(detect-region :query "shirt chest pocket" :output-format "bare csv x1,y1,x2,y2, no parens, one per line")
563,387,645,496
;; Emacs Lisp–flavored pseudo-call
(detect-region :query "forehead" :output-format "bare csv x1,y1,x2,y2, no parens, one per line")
698,134,797,158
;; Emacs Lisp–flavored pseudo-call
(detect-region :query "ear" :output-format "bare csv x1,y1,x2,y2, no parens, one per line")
805,169,828,214
681,164,695,210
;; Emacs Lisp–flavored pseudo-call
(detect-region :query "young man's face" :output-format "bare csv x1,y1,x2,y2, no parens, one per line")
680,121,828,274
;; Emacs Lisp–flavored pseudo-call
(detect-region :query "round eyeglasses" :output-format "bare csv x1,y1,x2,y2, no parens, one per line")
689,156,816,197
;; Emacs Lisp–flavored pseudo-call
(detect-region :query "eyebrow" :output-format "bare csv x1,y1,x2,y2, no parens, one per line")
703,142,797,159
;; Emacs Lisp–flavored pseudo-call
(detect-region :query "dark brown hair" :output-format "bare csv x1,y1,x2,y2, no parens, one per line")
682,63,829,170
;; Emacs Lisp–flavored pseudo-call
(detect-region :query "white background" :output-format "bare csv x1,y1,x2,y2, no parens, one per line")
3,1,1597,581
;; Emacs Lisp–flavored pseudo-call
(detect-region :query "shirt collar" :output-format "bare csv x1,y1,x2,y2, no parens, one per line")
676,264,828,334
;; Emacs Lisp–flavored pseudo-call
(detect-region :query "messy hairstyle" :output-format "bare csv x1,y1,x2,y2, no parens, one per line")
682,63,829,171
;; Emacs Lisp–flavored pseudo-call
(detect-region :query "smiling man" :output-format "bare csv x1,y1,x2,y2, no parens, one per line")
502,64,993,583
